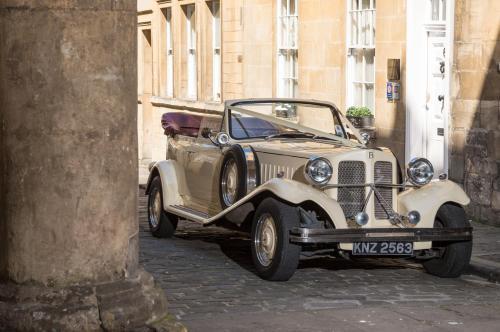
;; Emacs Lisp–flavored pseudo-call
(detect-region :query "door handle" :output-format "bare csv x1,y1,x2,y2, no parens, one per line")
438,95,444,102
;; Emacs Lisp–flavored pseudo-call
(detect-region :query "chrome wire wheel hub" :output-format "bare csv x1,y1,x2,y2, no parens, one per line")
254,214,277,267
222,159,238,206
149,189,162,228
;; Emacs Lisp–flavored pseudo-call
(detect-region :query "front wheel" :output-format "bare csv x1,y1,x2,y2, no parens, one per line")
422,204,472,278
148,176,178,238
251,198,301,281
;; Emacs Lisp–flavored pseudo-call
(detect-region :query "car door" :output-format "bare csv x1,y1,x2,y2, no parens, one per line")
183,115,224,215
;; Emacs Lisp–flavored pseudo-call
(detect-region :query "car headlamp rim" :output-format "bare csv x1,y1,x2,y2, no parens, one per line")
304,157,333,186
407,157,434,186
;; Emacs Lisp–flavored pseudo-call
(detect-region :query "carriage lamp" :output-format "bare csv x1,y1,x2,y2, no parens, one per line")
407,158,434,186
407,211,421,225
304,157,333,185
355,212,369,226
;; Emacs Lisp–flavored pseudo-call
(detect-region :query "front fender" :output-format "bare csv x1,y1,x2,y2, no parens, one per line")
146,160,186,207
398,180,470,228
211,178,348,228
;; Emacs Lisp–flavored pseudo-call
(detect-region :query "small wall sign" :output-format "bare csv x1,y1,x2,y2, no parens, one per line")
386,81,401,102
393,82,400,100
386,82,393,100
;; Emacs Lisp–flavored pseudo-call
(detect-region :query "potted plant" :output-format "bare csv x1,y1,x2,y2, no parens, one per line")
346,106,374,128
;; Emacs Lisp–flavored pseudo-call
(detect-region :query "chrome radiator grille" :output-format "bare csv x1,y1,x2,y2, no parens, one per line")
337,161,366,218
374,161,393,219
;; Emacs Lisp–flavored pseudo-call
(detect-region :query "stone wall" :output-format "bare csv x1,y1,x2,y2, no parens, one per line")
373,0,407,166
298,0,345,104
243,0,273,97
450,0,500,225
222,0,244,99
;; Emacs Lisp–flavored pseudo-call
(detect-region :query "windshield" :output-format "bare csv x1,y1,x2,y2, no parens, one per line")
228,102,347,141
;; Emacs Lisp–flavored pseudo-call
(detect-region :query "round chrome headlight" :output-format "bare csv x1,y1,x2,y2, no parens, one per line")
305,157,333,185
407,158,434,186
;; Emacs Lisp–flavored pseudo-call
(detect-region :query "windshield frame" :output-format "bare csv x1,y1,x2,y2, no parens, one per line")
224,99,364,148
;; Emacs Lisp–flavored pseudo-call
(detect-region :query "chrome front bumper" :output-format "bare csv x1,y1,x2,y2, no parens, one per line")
289,227,473,244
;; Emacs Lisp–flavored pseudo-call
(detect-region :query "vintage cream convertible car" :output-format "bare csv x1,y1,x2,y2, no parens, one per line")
146,99,472,281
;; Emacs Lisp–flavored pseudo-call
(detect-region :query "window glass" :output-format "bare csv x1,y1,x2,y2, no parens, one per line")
364,49,375,82
347,0,376,114
211,1,221,101
165,8,174,97
429,0,447,21
229,102,345,140
186,4,197,99
277,0,298,98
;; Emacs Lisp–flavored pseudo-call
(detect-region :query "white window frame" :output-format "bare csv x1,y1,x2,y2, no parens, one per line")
165,7,174,98
211,1,221,101
186,4,197,100
276,0,298,98
346,0,376,112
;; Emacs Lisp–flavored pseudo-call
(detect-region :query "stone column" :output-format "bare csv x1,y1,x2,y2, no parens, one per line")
0,1,167,330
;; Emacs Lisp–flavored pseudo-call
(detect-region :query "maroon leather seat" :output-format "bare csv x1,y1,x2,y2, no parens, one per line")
161,112,203,137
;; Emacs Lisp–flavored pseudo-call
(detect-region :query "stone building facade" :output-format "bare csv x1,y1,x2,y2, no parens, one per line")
137,0,499,225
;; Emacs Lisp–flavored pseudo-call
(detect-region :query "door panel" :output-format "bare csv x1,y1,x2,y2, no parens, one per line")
184,140,222,214
183,115,224,214
425,31,446,176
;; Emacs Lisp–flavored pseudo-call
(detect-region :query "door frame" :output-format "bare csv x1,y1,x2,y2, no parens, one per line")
405,0,455,175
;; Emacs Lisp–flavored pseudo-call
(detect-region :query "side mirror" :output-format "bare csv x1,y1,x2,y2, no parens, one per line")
361,132,371,144
201,127,213,139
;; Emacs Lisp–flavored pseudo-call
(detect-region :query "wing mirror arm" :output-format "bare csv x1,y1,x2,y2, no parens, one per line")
201,127,230,147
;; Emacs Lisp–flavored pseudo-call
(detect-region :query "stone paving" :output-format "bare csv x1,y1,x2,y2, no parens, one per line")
138,191,500,329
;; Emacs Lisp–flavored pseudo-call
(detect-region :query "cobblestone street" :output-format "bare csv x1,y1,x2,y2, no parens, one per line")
138,192,500,331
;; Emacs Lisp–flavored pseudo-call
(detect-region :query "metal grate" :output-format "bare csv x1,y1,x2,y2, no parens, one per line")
260,163,295,182
374,161,393,219
337,161,366,218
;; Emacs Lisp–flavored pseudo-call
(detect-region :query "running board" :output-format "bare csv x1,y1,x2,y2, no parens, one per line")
167,205,212,223
165,178,299,225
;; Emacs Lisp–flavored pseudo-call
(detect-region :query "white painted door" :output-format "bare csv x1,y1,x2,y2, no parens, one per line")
425,31,446,176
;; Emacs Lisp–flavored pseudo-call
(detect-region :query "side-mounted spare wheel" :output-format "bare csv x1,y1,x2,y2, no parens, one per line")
148,176,178,238
219,145,248,209
251,198,301,281
423,203,472,278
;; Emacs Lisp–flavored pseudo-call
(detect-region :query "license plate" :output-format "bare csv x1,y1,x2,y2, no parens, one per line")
352,242,413,256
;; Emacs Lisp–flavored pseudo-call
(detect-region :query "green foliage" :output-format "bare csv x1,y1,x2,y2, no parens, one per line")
346,106,373,117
